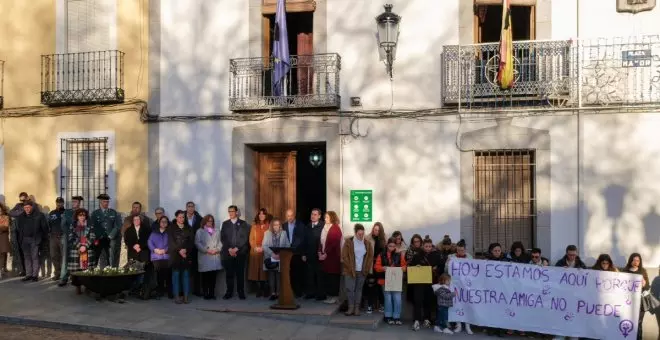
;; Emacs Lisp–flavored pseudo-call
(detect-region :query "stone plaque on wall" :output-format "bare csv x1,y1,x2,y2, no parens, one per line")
617,0,656,14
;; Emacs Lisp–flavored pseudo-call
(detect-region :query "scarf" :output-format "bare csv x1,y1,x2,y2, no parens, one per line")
205,226,214,235
77,221,89,269
272,231,281,247
320,223,332,252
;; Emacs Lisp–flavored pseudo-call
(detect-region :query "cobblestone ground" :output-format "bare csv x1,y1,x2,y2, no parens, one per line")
0,324,135,340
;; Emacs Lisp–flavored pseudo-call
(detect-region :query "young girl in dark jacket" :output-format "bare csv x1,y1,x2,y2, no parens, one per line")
408,236,443,331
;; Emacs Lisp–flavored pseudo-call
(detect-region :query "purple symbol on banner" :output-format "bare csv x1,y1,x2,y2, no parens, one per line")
505,308,515,317
465,279,472,287
625,295,632,305
619,320,634,338
542,285,551,295
456,309,465,316
563,312,575,321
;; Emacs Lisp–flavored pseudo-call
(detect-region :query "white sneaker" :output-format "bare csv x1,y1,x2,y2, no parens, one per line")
412,320,420,331
465,324,474,335
433,326,442,333
455,323,462,332
443,328,454,334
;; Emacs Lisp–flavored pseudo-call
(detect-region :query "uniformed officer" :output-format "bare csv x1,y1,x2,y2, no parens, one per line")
58,195,83,287
47,197,65,281
91,194,121,268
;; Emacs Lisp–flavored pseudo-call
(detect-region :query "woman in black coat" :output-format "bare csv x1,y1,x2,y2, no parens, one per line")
168,210,194,304
124,214,153,299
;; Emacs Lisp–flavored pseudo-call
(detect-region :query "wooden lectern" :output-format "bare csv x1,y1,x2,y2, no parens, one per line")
269,247,300,310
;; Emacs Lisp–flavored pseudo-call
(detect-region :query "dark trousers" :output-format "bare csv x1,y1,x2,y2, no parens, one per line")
412,284,435,322
290,254,305,297
39,236,51,277
436,306,449,329
366,276,384,307
322,271,340,297
190,267,203,296
153,260,172,296
0,252,7,271
21,237,40,278
223,255,247,295
49,234,64,278
201,270,219,298
306,259,324,298
98,238,121,268
637,310,645,340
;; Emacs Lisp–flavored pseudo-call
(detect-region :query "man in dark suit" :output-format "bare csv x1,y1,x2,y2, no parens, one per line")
283,209,306,298
220,205,250,300
304,208,325,300
184,201,203,297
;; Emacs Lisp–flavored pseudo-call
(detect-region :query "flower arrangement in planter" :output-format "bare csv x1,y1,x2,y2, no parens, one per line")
71,261,146,298
76,265,143,277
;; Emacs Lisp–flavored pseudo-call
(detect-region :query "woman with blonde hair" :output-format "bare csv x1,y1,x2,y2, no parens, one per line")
262,218,290,300
319,210,342,304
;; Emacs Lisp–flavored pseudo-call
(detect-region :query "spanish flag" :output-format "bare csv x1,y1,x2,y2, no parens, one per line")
497,0,514,89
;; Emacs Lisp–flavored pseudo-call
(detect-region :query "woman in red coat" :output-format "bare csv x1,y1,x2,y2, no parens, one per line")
319,210,342,304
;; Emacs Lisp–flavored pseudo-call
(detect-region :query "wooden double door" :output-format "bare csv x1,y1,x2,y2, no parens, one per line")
257,151,297,221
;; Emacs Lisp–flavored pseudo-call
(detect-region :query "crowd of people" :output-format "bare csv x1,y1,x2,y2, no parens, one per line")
0,192,659,339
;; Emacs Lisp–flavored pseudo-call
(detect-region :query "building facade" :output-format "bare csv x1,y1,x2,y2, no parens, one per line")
0,0,150,213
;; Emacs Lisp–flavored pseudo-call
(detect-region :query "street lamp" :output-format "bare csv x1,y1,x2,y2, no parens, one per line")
376,4,401,79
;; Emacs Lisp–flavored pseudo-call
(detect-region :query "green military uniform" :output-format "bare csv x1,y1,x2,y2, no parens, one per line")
58,206,75,283
91,194,121,268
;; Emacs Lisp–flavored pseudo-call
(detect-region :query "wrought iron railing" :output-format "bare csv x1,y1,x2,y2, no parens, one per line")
442,36,660,109
41,50,125,106
442,40,576,108
229,53,341,111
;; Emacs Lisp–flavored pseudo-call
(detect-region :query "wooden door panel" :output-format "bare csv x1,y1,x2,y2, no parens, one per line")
258,151,297,221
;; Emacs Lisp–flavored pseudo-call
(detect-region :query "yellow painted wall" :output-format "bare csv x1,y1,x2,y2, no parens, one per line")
0,0,151,213
2,107,149,213
118,0,150,101
0,0,55,108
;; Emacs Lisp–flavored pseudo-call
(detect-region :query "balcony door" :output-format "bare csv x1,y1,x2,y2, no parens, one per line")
65,0,115,92
473,4,536,89
262,10,314,99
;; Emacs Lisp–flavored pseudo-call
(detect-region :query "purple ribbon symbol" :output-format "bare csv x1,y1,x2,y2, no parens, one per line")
625,295,632,305
456,309,465,316
542,285,551,295
619,320,634,338
505,308,515,317
563,312,575,321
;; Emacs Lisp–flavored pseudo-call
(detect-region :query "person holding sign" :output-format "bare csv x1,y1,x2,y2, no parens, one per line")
341,224,374,316
622,253,650,340
374,237,407,325
408,236,443,331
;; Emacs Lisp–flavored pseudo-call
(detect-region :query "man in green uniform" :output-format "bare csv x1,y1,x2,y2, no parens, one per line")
58,195,83,287
92,194,121,268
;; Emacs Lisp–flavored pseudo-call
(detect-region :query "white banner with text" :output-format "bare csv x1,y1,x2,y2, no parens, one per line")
448,259,642,340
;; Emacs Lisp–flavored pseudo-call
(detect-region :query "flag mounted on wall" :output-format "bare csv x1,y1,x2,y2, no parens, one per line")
497,0,514,90
272,0,290,97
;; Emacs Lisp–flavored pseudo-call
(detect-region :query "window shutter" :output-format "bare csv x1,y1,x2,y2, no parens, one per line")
67,0,112,53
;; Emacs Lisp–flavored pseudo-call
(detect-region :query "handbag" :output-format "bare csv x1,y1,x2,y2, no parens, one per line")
641,291,660,314
264,257,279,270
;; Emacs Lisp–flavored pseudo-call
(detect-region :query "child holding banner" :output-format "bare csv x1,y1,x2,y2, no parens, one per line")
444,239,474,334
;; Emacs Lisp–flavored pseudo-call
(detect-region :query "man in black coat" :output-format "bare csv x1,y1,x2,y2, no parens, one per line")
304,208,325,300
283,209,306,298
17,200,48,282
220,205,249,300
184,201,203,297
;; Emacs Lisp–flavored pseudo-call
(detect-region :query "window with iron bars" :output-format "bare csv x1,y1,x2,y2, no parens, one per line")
473,149,536,257
60,138,108,212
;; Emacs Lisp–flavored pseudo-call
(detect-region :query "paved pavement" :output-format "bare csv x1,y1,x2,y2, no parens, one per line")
0,276,517,340
0,324,133,340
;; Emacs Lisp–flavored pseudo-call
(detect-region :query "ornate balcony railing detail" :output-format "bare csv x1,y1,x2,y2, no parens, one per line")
443,36,660,109
41,50,125,106
229,53,341,111
442,40,576,108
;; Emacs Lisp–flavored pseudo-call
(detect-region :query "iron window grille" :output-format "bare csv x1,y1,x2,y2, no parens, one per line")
473,149,537,256
60,137,109,212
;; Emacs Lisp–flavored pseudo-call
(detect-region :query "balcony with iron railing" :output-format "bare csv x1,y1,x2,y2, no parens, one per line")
41,50,125,106
229,53,341,111
442,36,660,109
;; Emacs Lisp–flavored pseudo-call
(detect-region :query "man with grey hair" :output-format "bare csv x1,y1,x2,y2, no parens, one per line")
151,207,165,231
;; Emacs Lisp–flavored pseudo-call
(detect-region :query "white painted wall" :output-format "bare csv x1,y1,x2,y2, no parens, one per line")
326,0,459,110
159,0,250,116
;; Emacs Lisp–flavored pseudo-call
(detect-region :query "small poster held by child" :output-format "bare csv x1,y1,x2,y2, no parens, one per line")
384,267,403,292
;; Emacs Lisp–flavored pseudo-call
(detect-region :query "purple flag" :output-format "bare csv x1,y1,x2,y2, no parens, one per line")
272,0,290,97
